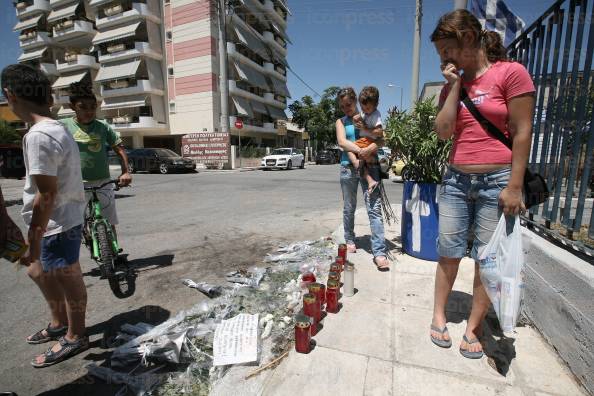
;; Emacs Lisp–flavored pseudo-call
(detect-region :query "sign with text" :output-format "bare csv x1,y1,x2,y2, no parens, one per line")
181,132,230,166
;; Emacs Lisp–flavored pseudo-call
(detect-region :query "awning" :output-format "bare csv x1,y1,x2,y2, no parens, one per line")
232,16,271,61
267,105,287,120
233,62,269,90
269,21,291,44
18,47,47,62
95,60,141,82
269,77,291,98
47,3,80,23
88,0,114,6
232,96,253,118
102,95,147,110
52,71,88,89
93,22,141,45
13,15,42,32
250,100,268,116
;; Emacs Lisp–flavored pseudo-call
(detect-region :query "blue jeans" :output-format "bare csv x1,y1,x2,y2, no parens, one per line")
340,164,386,257
438,167,510,260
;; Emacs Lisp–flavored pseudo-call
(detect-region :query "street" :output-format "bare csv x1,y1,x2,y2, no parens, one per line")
0,165,403,395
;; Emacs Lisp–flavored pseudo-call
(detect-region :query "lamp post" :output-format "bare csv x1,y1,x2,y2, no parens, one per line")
387,83,404,110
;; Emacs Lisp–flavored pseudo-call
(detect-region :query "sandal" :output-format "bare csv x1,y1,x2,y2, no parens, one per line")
459,334,484,359
373,256,390,272
31,336,89,368
430,325,452,348
27,324,68,345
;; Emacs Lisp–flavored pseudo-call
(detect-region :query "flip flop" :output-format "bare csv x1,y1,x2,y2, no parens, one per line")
459,334,484,359
430,325,452,348
26,324,68,345
373,256,390,272
31,336,89,368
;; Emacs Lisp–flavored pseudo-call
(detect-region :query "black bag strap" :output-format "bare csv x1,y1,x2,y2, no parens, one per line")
460,87,513,150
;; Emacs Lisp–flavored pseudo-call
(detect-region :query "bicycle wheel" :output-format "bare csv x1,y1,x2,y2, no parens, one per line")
96,223,115,277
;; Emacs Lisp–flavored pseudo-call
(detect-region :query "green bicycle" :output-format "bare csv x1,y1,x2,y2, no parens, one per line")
83,179,135,298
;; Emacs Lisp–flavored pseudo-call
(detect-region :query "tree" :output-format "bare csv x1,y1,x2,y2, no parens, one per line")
288,86,343,150
0,120,21,146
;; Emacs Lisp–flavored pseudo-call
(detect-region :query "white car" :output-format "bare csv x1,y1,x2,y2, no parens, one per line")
261,148,305,170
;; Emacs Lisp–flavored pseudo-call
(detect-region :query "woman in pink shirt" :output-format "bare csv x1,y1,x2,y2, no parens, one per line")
429,10,535,359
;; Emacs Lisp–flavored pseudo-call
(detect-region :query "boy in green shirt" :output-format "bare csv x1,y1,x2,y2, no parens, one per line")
61,85,132,237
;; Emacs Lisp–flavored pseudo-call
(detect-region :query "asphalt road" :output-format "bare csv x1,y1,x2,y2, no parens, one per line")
0,164,403,396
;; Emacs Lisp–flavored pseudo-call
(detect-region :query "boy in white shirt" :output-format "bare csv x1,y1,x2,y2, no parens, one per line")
348,86,384,194
1,64,89,367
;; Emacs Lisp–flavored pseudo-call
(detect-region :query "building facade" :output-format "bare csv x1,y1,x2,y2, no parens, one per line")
12,0,291,157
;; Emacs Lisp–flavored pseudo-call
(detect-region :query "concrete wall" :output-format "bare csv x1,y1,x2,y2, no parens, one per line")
521,228,594,394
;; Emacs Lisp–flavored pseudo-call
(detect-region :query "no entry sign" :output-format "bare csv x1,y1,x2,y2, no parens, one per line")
235,119,244,129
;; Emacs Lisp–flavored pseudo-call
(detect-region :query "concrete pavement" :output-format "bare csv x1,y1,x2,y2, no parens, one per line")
248,206,587,396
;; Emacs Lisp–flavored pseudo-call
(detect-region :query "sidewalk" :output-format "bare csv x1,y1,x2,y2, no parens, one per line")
232,205,587,395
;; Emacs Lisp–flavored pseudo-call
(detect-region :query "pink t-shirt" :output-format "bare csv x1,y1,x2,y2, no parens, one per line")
439,61,535,164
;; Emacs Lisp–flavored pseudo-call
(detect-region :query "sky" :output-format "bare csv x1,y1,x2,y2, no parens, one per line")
0,0,552,115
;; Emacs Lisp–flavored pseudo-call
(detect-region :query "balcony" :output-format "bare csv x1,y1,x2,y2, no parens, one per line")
53,20,96,43
100,79,163,98
56,54,100,73
263,0,287,27
262,31,287,57
263,62,287,82
229,115,277,134
98,41,162,63
19,31,54,49
105,115,166,131
96,2,160,30
264,92,286,109
50,0,80,7
15,0,50,19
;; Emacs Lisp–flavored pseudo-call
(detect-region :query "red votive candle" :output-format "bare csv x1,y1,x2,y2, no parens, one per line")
338,244,347,261
335,256,345,272
330,263,341,274
308,282,324,313
326,279,340,313
319,284,326,306
328,271,340,283
301,271,316,288
294,314,311,353
303,293,321,335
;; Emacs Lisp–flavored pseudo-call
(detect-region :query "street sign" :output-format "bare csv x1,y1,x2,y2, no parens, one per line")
235,119,244,129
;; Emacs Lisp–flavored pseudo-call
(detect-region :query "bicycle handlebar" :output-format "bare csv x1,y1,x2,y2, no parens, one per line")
84,179,125,192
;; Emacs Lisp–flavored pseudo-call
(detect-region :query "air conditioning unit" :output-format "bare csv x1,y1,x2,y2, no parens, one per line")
64,53,78,62
113,115,131,124
104,4,123,17
109,80,130,89
107,43,125,54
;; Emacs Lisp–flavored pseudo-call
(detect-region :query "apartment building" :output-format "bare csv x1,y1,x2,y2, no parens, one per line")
12,0,291,159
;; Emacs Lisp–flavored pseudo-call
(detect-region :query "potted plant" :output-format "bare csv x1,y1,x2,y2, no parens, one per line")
385,97,451,261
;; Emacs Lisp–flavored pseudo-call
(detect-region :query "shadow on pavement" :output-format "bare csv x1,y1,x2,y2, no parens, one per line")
82,254,174,278
36,305,171,396
354,235,400,257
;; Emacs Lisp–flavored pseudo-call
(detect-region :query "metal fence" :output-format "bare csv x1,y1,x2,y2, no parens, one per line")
507,0,594,257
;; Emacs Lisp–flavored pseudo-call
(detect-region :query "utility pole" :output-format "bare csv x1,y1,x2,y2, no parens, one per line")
410,0,422,106
454,0,468,9
217,0,232,166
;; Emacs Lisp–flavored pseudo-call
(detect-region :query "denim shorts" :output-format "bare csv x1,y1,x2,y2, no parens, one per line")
437,167,510,260
41,225,82,272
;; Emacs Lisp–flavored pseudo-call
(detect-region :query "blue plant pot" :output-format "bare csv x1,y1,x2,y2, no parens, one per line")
401,181,440,261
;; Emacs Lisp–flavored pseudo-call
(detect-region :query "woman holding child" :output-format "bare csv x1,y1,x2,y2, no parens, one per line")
335,87,390,271
429,10,534,358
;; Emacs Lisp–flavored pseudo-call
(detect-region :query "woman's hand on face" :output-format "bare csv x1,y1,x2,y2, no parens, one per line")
441,63,460,85
354,118,365,130
499,187,526,216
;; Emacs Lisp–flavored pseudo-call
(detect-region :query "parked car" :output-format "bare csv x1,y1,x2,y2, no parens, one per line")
377,148,391,175
261,148,305,170
391,155,406,179
315,150,336,165
107,146,132,165
127,148,196,174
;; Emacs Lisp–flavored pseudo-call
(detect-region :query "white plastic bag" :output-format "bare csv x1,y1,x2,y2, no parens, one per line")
478,214,525,333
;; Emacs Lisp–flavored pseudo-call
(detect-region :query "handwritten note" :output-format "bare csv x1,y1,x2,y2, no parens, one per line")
213,313,259,366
